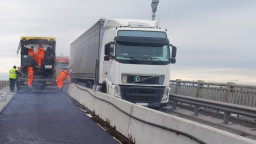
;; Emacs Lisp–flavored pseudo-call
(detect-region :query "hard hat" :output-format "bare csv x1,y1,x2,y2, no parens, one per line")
64,70,69,74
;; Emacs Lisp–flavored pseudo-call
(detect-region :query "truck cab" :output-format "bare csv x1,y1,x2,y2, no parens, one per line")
99,20,176,108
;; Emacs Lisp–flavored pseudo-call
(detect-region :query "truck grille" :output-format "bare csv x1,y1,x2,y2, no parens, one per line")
120,86,165,103
126,75,164,84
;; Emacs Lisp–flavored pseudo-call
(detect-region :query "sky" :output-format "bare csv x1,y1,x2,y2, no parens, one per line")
0,0,255,85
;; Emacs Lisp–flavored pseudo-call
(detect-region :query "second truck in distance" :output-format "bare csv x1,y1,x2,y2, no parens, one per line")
70,19,177,108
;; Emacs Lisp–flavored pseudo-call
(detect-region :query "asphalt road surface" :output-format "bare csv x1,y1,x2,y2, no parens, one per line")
0,91,118,144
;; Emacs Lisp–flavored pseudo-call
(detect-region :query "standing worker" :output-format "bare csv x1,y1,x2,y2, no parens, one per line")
57,70,70,90
28,46,37,60
36,44,45,67
27,67,34,88
9,66,18,92
16,67,22,88
28,46,34,57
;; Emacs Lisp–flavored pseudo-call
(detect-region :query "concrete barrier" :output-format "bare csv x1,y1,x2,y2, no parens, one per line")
0,92,15,114
64,83,256,144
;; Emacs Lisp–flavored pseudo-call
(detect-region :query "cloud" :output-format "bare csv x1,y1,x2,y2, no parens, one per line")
159,1,256,69
0,57,20,73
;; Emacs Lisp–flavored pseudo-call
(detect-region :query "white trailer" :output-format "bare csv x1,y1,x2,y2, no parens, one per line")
70,19,177,108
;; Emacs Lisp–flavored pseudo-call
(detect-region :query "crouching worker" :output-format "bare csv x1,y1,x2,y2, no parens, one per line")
27,67,34,88
57,70,71,90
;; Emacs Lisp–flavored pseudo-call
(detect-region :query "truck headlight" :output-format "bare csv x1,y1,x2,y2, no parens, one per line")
121,75,128,83
114,85,121,97
46,81,52,85
159,75,165,84
164,88,169,96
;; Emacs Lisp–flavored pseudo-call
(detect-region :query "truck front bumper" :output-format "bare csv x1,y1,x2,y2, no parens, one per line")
118,85,167,107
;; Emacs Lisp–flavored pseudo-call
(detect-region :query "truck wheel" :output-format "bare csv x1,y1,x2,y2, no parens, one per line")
101,83,107,93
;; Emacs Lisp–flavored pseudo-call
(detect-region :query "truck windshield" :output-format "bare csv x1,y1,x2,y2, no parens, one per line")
115,43,170,65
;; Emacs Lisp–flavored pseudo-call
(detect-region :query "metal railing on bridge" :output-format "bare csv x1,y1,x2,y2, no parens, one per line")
0,80,9,90
169,79,256,107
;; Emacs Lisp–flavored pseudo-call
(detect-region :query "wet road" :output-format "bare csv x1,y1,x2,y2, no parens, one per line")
0,91,118,144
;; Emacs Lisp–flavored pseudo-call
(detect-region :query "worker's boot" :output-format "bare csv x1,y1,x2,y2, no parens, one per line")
57,87,62,93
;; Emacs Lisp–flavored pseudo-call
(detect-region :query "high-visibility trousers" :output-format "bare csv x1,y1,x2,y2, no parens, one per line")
57,77,64,88
28,76,33,86
38,57,43,66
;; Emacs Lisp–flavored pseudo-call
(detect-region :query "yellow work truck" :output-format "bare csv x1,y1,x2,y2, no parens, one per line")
16,36,57,91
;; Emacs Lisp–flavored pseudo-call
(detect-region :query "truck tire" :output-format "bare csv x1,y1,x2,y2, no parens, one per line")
101,83,107,93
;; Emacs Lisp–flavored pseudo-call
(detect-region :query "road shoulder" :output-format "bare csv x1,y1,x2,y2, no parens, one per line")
0,91,15,113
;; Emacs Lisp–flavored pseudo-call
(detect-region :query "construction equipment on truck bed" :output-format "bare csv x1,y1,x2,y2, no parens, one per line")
16,36,57,90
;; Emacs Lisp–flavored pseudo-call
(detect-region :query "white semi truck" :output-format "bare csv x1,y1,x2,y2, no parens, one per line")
70,19,177,108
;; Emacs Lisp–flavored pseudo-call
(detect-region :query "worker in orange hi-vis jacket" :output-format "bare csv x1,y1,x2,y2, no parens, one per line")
28,46,38,61
27,67,34,88
28,46,34,57
57,70,71,89
36,45,44,66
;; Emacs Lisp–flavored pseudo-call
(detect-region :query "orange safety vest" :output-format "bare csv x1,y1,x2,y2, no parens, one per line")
58,71,69,80
28,47,34,56
57,71,70,88
37,47,44,59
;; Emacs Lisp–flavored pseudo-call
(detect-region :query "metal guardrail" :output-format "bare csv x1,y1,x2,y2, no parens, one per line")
0,80,9,90
169,94,256,124
169,79,256,107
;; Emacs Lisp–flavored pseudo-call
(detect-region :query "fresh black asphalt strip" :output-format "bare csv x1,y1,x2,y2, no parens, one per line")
0,91,118,144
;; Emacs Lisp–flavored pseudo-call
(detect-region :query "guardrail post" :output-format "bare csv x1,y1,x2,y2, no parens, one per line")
194,105,199,116
172,99,177,110
196,80,204,98
226,82,236,103
174,79,181,94
224,111,230,124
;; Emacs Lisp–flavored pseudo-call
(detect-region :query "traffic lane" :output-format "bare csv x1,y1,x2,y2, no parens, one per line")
0,92,118,144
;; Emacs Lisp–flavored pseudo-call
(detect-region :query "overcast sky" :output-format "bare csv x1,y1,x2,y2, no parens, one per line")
0,0,255,84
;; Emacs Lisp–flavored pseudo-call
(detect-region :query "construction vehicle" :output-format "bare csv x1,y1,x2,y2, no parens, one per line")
70,19,177,108
16,36,57,90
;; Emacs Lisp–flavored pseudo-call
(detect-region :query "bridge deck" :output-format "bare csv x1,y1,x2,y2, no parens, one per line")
0,91,118,144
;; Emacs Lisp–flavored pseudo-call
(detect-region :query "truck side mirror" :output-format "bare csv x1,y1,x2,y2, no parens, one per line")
105,42,115,56
170,44,177,64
